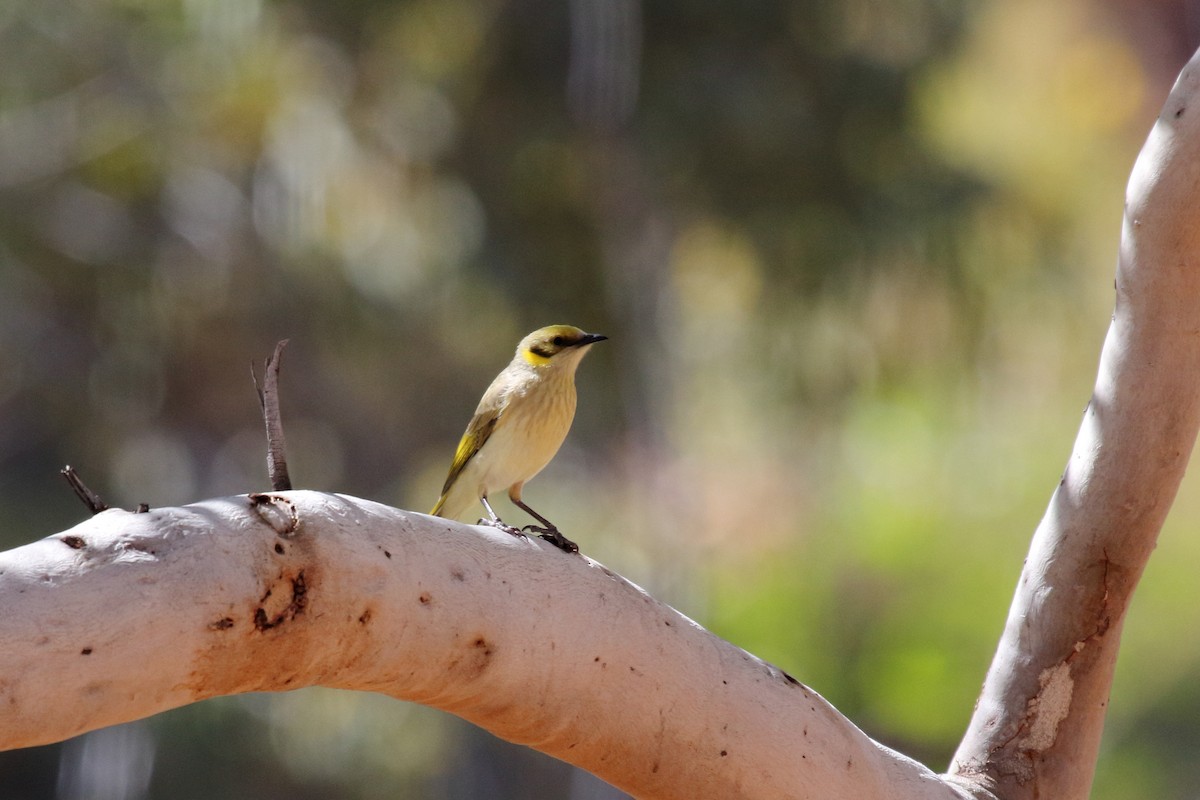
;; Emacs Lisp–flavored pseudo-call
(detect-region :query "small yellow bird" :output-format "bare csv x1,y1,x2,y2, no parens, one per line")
431,324,607,553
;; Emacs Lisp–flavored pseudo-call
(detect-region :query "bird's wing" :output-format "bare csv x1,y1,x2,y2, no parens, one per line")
439,399,502,497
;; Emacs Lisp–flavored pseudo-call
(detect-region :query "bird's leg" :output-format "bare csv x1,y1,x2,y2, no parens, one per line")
513,499,579,554
477,496,524,538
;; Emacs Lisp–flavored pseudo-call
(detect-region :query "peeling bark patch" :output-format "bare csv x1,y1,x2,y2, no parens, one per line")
208,617,235,631
80,647,92,655
418,592,432,605
384,550,392,559
253,571,309,632
61,536,86,550
358,609,372,624
720,750,727,757
121,540,157,555
248,493,299,537
1019,663,1074,751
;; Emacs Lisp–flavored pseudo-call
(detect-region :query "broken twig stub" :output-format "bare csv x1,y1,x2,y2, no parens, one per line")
253,339,293,491
60,466,109,515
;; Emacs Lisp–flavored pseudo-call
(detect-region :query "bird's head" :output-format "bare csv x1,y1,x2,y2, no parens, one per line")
518,325,607,370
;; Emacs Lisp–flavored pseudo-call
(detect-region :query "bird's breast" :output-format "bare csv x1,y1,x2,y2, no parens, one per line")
473,375,577,491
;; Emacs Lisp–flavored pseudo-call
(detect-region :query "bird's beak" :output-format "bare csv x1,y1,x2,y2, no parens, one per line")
576,333,608,347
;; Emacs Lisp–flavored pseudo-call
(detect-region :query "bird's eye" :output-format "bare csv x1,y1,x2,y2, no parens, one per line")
552,336,566,347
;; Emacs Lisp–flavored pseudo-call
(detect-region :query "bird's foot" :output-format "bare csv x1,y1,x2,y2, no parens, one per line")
522,525,579,554
477,518,525,538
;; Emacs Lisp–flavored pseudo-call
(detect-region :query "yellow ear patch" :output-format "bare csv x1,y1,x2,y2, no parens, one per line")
521,348,552,366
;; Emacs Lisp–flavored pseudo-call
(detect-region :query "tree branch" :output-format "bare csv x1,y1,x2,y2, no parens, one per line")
0,492,970,800
949,47,1200,799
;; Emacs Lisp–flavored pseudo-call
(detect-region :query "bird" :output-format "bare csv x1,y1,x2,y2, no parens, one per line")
431,324,607,553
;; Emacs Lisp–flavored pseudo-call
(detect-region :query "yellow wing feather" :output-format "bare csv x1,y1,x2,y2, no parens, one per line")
431,400,502,515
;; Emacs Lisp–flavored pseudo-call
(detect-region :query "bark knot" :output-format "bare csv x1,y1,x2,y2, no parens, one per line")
254,570,309,631
248,493,299,537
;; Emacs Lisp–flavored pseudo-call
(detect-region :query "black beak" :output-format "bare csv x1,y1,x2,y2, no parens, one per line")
576,333,608,347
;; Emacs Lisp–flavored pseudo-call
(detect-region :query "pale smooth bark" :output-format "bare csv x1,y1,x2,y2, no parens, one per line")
949,48,1200,799
0,492,970,800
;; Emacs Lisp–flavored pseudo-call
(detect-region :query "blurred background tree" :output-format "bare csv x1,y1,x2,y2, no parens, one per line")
2,0,1199,797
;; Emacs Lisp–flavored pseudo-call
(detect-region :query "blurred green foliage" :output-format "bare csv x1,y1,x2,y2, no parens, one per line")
2,0,1199,797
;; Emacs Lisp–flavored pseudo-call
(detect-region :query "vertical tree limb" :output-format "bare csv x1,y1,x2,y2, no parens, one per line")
949,48,1200,799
